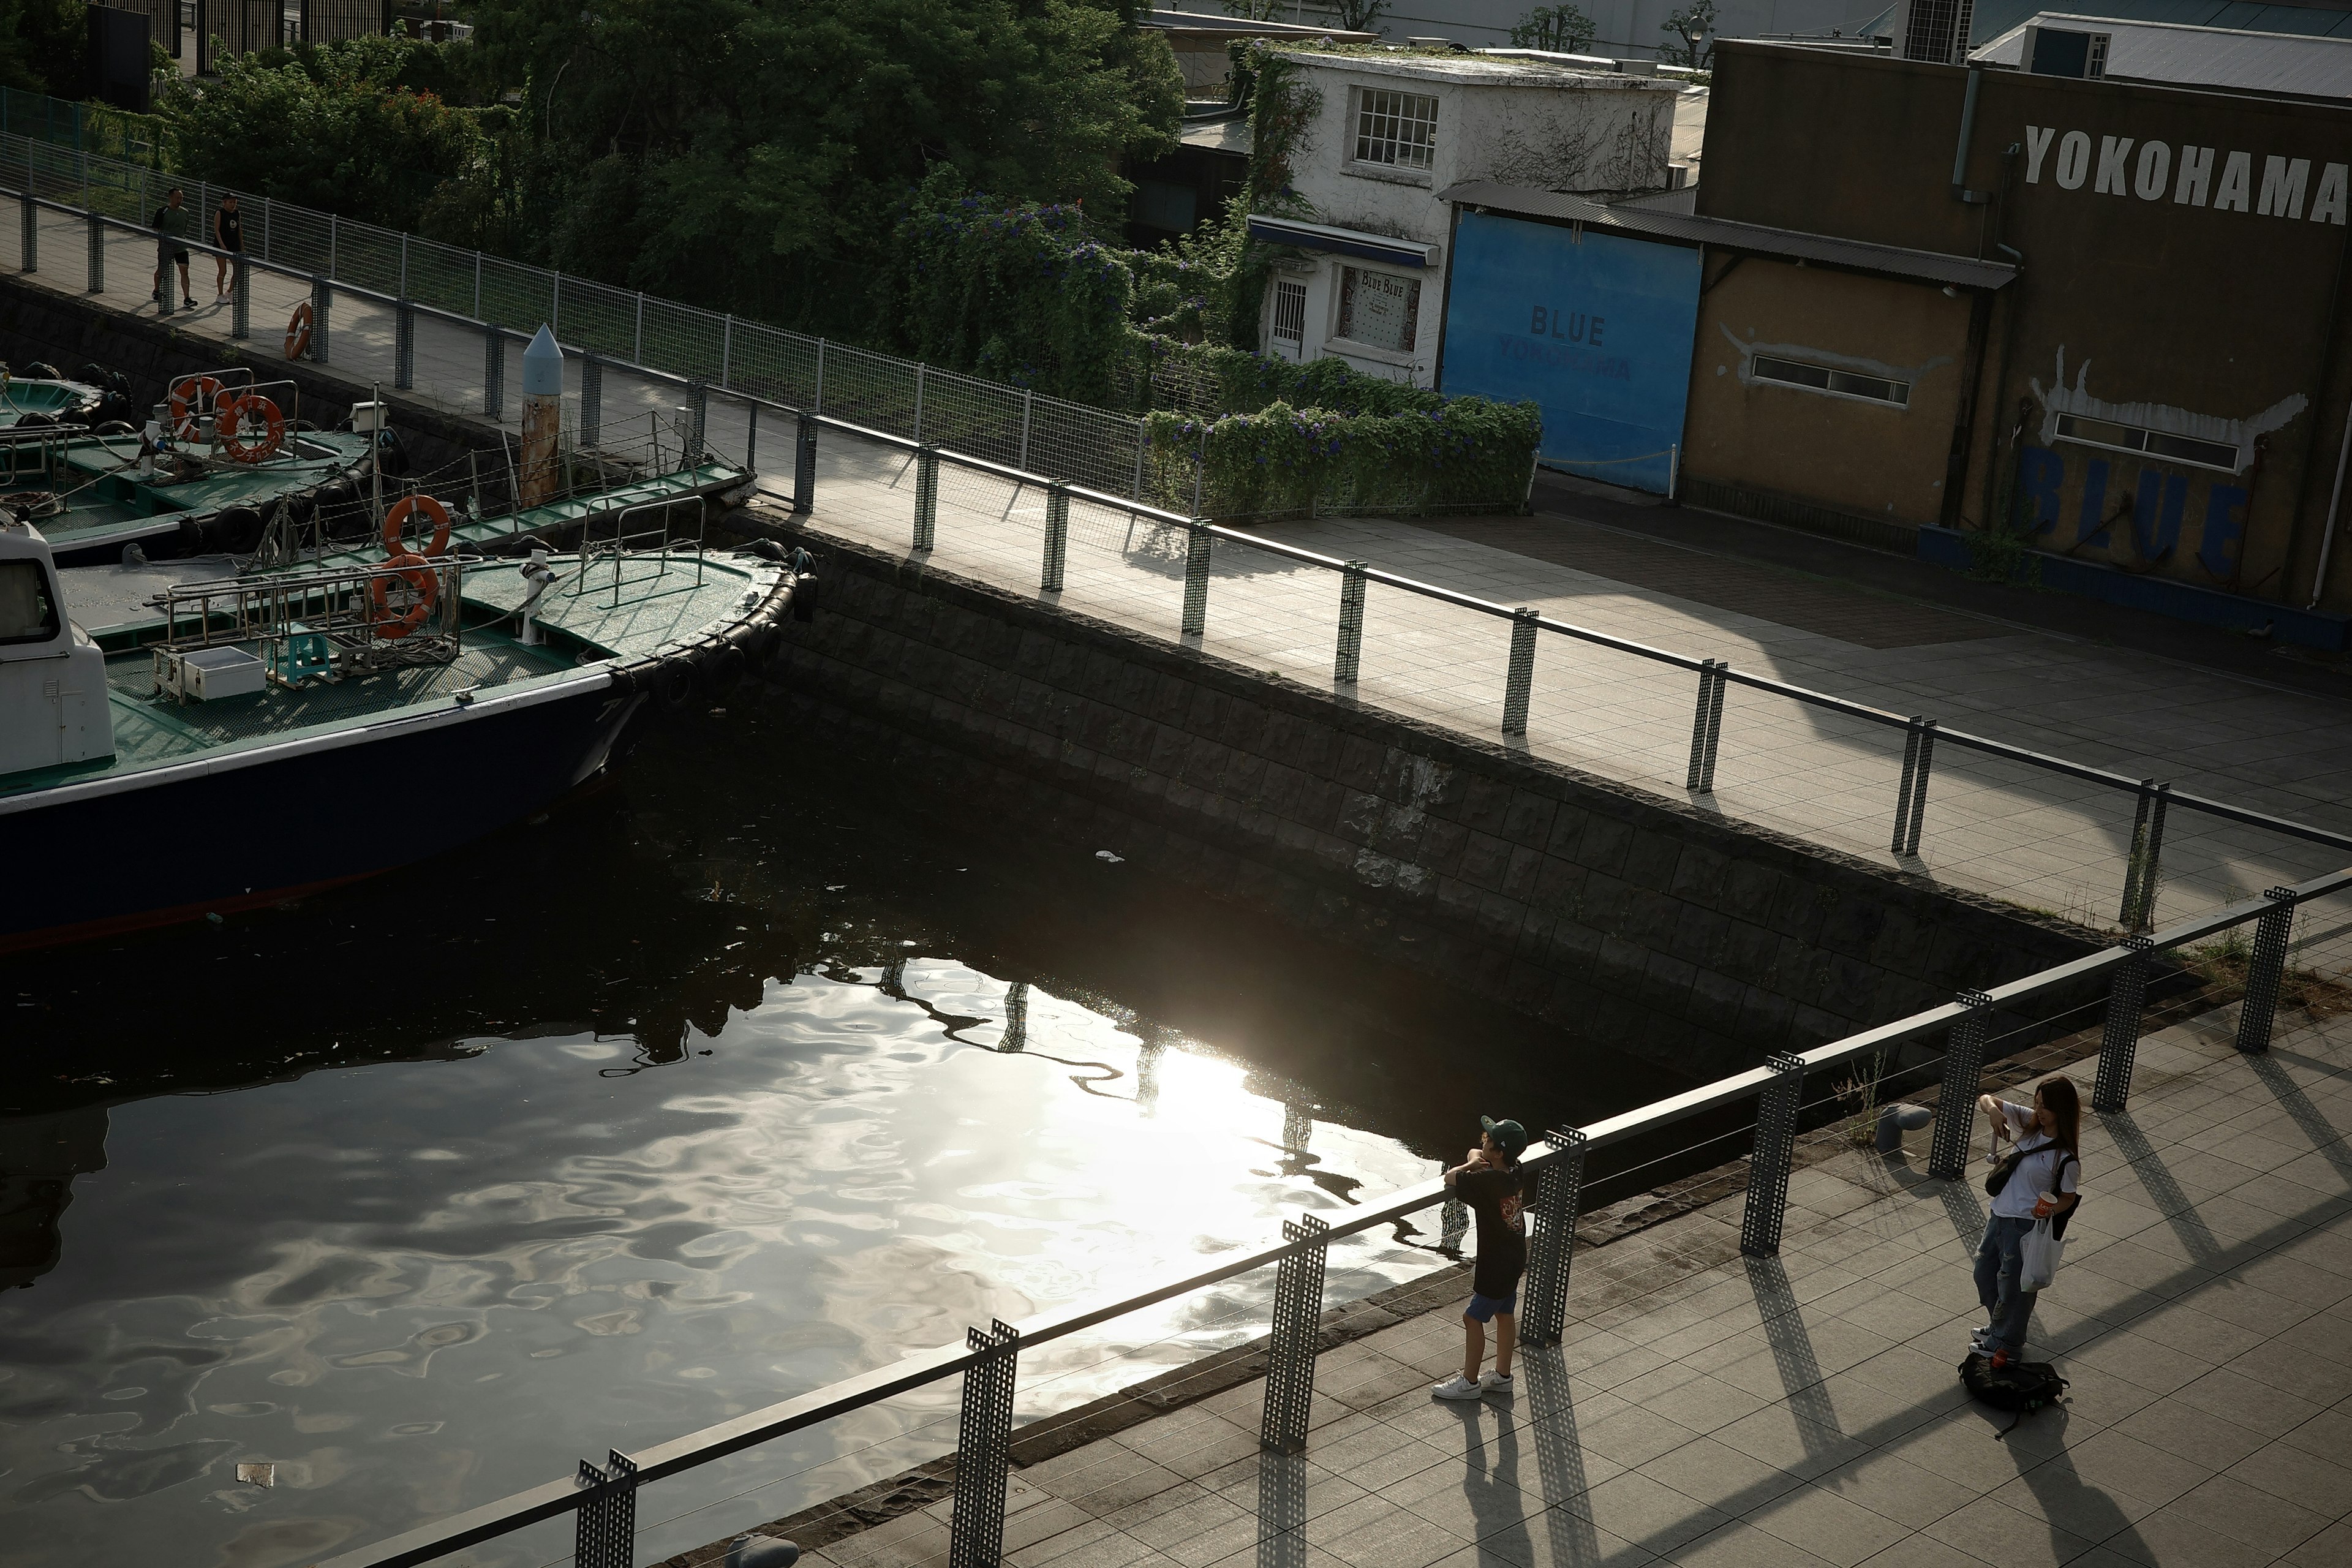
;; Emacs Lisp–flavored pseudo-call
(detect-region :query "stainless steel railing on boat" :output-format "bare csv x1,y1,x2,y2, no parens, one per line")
152,557,466,684
565,496,707,609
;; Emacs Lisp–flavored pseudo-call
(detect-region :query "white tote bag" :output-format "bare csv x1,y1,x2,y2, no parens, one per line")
2020,1216,2065,1291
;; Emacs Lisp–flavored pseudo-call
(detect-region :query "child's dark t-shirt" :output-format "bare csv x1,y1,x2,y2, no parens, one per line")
1455,1162,1534,1298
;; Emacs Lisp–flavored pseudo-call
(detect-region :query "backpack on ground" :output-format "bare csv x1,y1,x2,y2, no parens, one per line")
1959,1352,2068,1438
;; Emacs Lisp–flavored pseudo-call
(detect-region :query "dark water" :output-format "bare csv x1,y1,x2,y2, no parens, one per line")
0,706,1695,1568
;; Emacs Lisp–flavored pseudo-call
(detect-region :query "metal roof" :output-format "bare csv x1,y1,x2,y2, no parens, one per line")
1964,0,2352,48
1972,11,2352,96
1436,182,2019,289
1245,214,1439,268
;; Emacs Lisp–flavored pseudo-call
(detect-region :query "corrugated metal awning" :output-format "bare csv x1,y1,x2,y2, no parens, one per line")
1436,181,2018,290
1245,214,1441,269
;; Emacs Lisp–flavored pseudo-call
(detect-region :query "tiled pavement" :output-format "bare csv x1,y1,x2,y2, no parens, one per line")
17,214,2352,957
801,1008,2352,1568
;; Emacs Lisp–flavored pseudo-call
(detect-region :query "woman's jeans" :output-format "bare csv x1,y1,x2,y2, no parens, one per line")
1975,1215,2038,1354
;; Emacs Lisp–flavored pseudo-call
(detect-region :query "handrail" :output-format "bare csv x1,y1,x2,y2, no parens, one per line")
311,858,2352,1568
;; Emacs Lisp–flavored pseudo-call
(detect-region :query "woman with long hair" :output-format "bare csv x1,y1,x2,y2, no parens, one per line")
1973,1075,2082,1366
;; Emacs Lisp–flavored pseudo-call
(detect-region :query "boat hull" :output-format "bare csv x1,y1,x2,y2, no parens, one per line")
2,672,641,952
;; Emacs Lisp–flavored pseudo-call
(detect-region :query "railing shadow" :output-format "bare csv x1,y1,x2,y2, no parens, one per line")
2250,1047,2352,1190
2098,1108,2222,1265
1743,1254,1843,1452
1522,1344,1605,1559
1255,1448,1306,1568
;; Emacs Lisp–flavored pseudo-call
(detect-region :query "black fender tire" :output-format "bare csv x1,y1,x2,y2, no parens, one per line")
656,657,697,711
701,644,747,701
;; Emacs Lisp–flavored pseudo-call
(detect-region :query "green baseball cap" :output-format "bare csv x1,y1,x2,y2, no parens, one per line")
1481,1116,1529,1158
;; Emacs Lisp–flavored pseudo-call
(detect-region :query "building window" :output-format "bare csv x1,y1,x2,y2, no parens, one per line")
2086,33,2109,77
2055,412,2238,471
1353,89,1438,172
1271,279,1307,347
1751,355,1910,407
1335,268,1421,353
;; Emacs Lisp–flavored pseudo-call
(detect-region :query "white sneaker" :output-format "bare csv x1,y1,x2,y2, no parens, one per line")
1480,1371,1515,1395
1432,1374,1482,1400
1969,1327,1996,1354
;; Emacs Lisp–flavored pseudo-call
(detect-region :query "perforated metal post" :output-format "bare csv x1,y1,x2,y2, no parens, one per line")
1927,990,1994,1179
1260,1213,1330,1454
947,1320,1020,1568
1904,720,1937,856
154,232,172,315
573,1450,639,1568
85,208,101,293
2237,888,2300,1055
581,353,601,448
793,412,818,514
2094,935,2154,1113
306,276,330,365
1334,559,1367,685
483,325,504,421
18,190,32,272
1181,522,1211,638
1686,660,1728,791
914,447,938,552
1520,1128,1588,1348
393,298,414,390
1042,483,1069,592
1500,607,1539,736
230,255,249,339
2119,781,2171,932
1740,1054,1806,1257
1891,717,1937,857
686,382,707,466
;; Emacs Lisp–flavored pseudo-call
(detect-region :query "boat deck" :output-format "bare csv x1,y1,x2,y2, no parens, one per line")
36,432,375,551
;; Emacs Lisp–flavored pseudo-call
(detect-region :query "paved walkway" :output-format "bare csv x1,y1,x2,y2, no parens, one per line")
16,214,2352,960
803,1009,2352,1568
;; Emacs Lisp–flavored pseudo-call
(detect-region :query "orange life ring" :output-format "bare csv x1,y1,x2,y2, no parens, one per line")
285,301,314,361
382,492,451,558
216,391,285,464
369,552,440,639
167,374,224,440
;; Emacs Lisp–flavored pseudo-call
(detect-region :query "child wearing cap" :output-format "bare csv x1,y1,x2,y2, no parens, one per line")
1433,1116,1535,1400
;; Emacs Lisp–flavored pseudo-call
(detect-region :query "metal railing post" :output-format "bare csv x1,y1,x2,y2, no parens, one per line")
1891,717,1937,858
1041,483,1069,592
2093,935,2154,1113
85,207,100,293
746,403,758,473
1927,990,1994,1179
633,291,644,363
393,297,414,389
1519,1128,1586,1348
913,363,925,443
1686,658,1725,791
309,276,331,366
686,381,707,466
947,1320,1020,1568
2237,888,2300,1055
793,412,817,515
914,447,938,552
18,190,32,271
398,230,408,296
581,353,601,448
483,325,504,421
1739,1054,1805,1257
1018,388,1033,471
2120,781,2172,932
327,212,336,277
1259,1213,1330,1454
1131,421,1147,501
230,254,249,339
1180,521,1211,637
813,339,826,413
472,249,481,317
573,1450,639,1568
1501,606,1539,737
1334,559,1367,685
154,230,171,315
721,314,734,389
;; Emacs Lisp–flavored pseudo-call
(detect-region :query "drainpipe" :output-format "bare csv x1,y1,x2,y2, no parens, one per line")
2310,401,2352,607
2286,220,2352,606
1951,64,1994,206
1977,145,2027,533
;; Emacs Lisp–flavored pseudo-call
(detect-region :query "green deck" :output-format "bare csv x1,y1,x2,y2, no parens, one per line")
32,431,376,551
0,378,99,425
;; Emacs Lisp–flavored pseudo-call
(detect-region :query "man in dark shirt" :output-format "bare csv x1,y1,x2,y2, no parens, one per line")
1433,1115,1534,1400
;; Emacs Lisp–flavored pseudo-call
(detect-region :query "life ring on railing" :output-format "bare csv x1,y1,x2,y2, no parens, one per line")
370,552,440,639
167,374,224,440
216,392,285,464
382,492,452,559
285,301,314,361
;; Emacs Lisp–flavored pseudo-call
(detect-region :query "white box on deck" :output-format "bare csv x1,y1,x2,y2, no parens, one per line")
175,646,265,701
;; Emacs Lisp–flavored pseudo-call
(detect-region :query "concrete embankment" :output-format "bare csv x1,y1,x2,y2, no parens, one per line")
740,505,2097,1082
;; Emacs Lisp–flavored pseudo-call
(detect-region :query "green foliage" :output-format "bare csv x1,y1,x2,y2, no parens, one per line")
1509,4,1595,52
1657,0,1716,67
1144,396,1540,519
0,0,88,97
1148,337,1446,417
462,0,1182,336
880,173,1135,401
1962,520,2043,587
160,37,487,231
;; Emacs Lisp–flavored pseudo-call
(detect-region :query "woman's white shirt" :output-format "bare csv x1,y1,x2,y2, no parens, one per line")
1991,1101,2080,1219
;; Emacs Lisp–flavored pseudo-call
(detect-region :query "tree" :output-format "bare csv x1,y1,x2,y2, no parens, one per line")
0,0,89,97
1657,0,1716,67
1508,4,1594,53
462,0,1180,337
1329,0,1391,28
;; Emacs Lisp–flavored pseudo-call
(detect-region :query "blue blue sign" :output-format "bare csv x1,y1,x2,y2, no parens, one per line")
1440,211,1702,495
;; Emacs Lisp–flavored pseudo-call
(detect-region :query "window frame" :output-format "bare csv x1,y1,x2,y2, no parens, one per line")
1349,86,1439,176
0,557,62,646
1331,265,1423,357
1749,354,1912,409
1270,279,1308,347
2054,412,2239,472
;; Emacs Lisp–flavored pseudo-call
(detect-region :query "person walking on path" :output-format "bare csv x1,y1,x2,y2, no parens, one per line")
152,187,195,309
1433,1115,1535,1400
1973,1076,2082,1366
211,193,243,299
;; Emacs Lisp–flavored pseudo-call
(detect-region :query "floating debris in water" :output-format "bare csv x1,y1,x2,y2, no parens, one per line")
1095,851,1124,864
236,1461,274,1488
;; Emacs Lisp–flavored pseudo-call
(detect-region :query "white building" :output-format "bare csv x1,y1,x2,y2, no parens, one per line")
1250,50,1679,386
